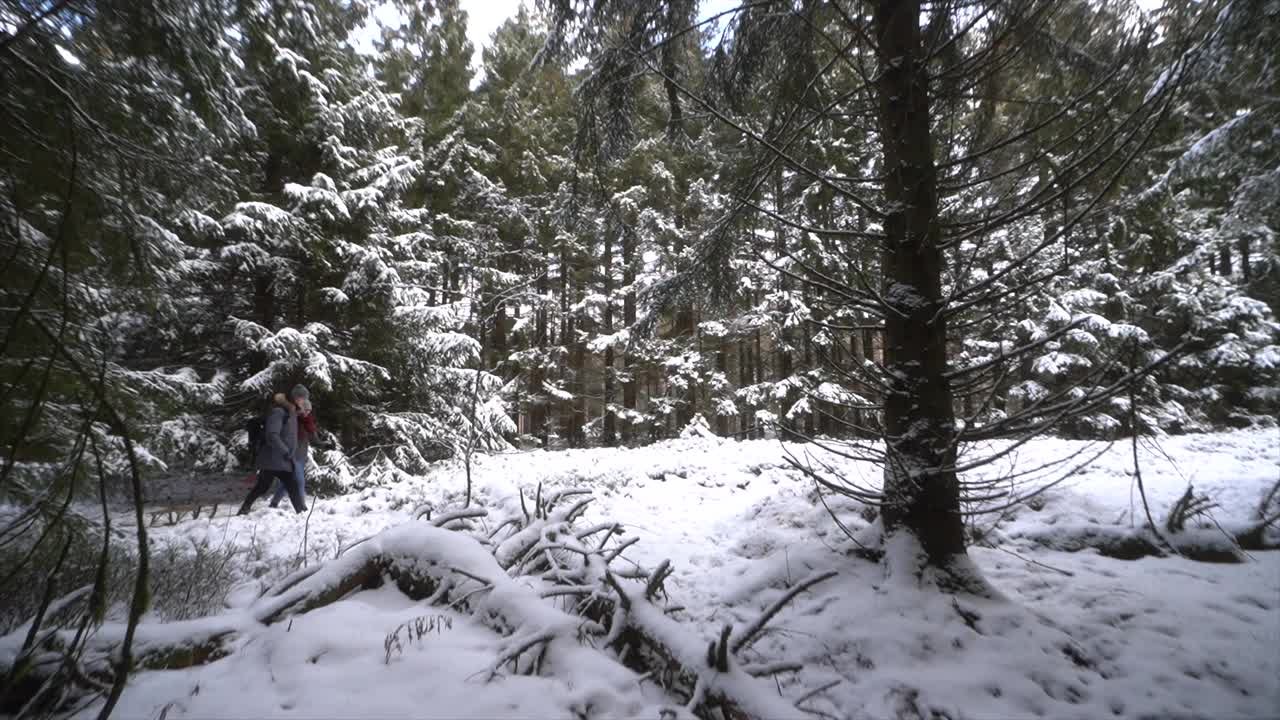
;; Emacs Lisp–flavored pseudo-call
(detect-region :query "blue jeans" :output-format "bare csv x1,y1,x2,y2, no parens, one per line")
271,460,306,507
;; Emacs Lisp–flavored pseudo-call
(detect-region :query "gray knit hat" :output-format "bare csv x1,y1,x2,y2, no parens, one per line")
290,384,310,401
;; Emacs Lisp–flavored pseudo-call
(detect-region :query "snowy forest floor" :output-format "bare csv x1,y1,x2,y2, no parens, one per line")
75,430,1280,718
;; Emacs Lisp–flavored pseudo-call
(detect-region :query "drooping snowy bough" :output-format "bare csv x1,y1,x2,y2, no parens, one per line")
1,488,836,719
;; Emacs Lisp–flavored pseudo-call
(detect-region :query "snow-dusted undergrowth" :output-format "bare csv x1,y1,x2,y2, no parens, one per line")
80,430,1280,718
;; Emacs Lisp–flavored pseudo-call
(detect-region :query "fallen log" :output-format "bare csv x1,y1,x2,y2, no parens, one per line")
1012,522,1278,563
1,617,239,714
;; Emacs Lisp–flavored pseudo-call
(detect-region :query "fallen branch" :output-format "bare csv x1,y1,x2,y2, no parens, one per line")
1012,523,1277,563
431,507,489,528
732,570,838,654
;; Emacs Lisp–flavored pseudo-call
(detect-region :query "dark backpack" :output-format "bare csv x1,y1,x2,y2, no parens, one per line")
244,415,267,467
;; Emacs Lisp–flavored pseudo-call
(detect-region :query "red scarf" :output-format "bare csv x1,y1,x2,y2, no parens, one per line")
298,413,317,440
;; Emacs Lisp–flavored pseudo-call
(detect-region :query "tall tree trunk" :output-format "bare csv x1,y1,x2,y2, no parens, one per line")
773,165,794,438
753,329,764,439
253,273,274,329
602,225,617,446
716,335,730,436
803,326,815,438
661,4,684,139
1238,236,1251,281
571,335,586,447
1218,244,1232,276
570,256,587,448
530,258,549,447
738,338,752,438
559,239,573,446
873,0,972,586
622,226,637,443
490,289,507,372
675,308,696,429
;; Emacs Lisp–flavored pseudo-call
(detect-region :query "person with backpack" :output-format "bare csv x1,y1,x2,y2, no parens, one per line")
270,384,315,509
238,391,306,514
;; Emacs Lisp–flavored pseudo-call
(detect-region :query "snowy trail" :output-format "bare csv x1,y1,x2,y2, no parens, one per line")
97,429,1279,719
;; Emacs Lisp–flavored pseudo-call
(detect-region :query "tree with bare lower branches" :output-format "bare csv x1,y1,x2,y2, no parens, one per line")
537,0,1248,589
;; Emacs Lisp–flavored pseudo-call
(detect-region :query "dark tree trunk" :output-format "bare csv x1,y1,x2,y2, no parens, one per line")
530,261,549,446
602,226,617,446
622,226,637,443
571,336,586,447
738,338,752,438
570,256,587,448
675,308,697,429
490,284,507,371
716,336,730,436
773,166,795,438
559,239,573,446
873,0,971,584
753,329,764,438
1239,236,1251,281
1218,244,1232,276
253,273,274,328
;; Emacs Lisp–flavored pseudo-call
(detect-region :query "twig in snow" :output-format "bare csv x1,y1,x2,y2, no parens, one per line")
540,585,596,599
1129,375,1177,555
732,570,838,654
432,507,489,528
298,500,317,569
713,624,732,671
490,632,553,679
446,566,494,587
545,488,593,513
604,536,640,563
560,497,594,523
794,680,841,710
644,559,673,600
986,545,1075,577
445,584,492,612
742,661,803,677
488,517,518,540
574,522,618,542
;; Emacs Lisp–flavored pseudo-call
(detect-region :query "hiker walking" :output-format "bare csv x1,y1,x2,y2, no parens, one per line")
238,391,307,514
271,384,315,509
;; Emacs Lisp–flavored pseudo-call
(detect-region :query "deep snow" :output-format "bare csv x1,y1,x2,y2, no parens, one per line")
71,429,1280,718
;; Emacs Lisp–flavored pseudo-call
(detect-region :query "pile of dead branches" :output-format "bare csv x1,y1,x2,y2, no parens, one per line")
1,486,838,720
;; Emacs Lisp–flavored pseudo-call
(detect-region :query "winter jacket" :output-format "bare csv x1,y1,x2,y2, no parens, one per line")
295,412,317,463
256,405,298,472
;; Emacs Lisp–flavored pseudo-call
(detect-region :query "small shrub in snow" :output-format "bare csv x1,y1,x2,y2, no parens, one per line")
148,536,244,621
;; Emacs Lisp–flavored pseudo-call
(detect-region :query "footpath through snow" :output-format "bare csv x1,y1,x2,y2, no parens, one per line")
90,429,1279,719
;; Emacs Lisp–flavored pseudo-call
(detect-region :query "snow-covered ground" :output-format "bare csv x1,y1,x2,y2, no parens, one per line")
75,429,1280,718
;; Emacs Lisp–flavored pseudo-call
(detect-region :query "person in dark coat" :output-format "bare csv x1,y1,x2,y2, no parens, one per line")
238,392,307,514
271,384,315,508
